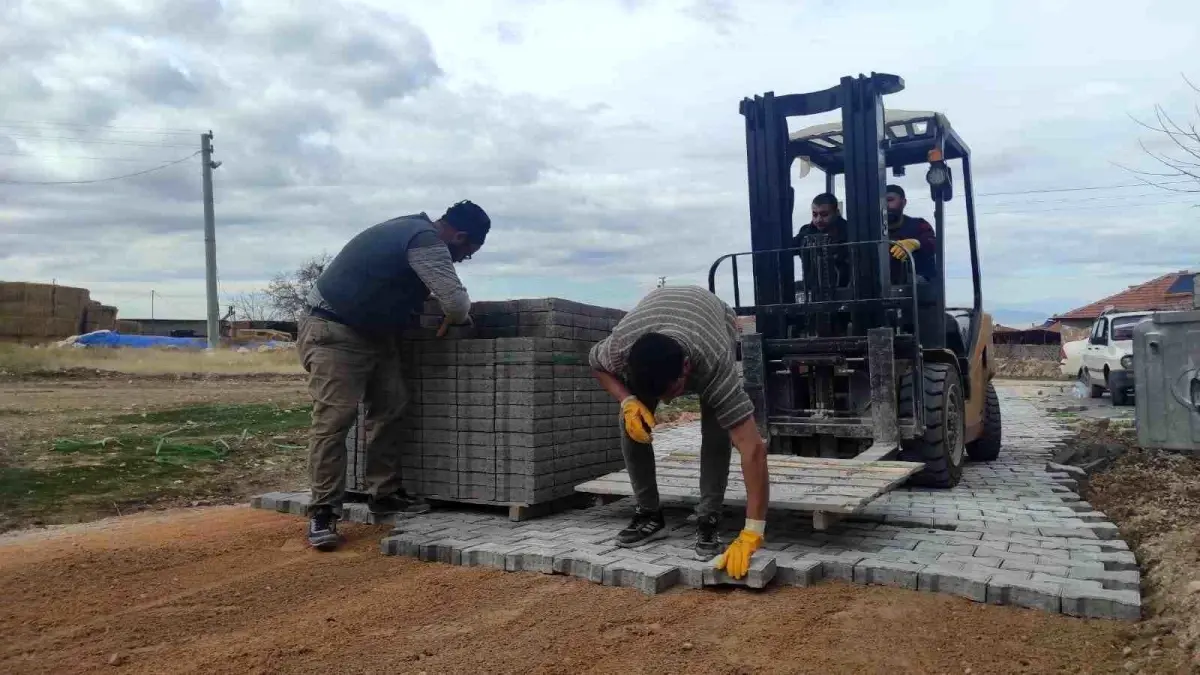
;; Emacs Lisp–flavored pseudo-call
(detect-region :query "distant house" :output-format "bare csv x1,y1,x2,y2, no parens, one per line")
1048,270,1198,338
121,318,230,338
993,324,1060,345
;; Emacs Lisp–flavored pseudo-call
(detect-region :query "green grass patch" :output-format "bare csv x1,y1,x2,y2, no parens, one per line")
0,402,315,531
0,459,187,513
108,403,312,436
660,395,701,415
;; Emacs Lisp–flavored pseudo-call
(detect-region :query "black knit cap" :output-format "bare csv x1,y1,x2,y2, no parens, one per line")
442,200,491,246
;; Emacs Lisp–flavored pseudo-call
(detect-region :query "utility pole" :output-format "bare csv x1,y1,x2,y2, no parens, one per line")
150,290,156,322
201,131,222,349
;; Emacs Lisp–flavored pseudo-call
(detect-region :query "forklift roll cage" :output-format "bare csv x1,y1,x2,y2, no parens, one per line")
708,72,985,456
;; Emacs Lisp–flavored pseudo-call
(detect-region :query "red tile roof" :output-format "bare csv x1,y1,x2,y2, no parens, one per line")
1053,271,1196,320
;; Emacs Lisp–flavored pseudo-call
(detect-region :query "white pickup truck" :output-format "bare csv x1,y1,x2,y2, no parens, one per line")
1076,310,1152,406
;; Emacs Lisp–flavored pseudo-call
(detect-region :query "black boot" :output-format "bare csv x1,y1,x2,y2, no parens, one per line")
616,506,668,547
307,505,339,551
368,490,431,518
694,513,721,560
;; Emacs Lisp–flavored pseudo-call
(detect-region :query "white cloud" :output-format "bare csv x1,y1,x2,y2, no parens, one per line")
1,0,1199,323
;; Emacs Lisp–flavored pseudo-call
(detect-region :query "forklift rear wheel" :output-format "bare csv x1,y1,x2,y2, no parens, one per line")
966,380,1002,462
899,362,966,488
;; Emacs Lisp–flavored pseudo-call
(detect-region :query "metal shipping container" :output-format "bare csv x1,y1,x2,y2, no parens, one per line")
1133,309,1200,454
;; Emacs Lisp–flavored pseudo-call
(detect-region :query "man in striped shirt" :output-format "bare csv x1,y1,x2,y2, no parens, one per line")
589,285,770,579
299,201,489,551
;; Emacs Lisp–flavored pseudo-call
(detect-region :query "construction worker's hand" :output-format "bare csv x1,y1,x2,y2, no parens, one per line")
620,396,655,444
436,314,473,337
890,239,921,260
713,525,765,579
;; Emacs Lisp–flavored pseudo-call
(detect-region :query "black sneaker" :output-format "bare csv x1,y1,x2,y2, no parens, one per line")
307,506,339,551
694,513,721,560
368,490,431,518
616,507,668,548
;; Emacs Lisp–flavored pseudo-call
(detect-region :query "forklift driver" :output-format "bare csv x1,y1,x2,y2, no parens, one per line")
792,192,850,290
885,184,937,283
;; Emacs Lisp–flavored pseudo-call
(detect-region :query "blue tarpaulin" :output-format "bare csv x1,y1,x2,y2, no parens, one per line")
72,331,209,349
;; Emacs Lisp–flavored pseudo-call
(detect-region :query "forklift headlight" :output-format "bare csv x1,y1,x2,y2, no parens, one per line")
1120,355,1133,369
926,164,949,187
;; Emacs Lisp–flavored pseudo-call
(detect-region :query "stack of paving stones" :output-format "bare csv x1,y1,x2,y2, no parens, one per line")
256,385,1142,620
340,298,627,506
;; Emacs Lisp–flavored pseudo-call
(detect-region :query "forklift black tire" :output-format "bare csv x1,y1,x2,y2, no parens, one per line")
966,380,1002,462
898,362,966,488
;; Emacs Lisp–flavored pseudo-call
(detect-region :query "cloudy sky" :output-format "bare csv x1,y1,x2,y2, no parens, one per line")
2,0,1199,326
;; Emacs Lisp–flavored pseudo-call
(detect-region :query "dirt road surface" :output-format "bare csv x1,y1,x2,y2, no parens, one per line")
0,506,1134,675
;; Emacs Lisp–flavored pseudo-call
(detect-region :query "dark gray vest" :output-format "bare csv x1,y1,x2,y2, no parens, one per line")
314,214,436,333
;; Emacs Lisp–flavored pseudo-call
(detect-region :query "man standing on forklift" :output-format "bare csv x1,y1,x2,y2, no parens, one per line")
588,285,770,579
792,192,850,289
885,184,938,283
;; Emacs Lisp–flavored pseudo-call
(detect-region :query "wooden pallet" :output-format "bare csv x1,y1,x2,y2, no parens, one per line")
574,450,924,530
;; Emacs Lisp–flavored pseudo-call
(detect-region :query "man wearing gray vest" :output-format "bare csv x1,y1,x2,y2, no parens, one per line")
299,200,491,551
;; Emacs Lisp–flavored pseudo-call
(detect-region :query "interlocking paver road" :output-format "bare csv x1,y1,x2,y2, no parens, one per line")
253,383,1141,620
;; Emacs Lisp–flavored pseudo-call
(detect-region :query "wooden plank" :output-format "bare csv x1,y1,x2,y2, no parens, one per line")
651,460,910,482
575,449,922,517
854,441,900,462
573,479,872,514
582,473,881,499
644,465,899,490
664,449,921,471
658,455,918,473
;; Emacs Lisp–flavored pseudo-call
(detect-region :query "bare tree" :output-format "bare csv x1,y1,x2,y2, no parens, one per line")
1123,74,1200,193
229,291,281,322
264,253,333,321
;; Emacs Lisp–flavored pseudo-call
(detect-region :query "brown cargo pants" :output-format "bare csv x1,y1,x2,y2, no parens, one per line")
297,314,411,516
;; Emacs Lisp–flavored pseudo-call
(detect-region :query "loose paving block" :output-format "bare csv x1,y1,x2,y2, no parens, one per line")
703,551,777,589
602,559,680,595
853,559,925,589
775,557,823,587
805,553,865,582
986,571,1034,605
1008,578,1064,613
553,550,622,583
918,564,992,602
1061,585,1142,621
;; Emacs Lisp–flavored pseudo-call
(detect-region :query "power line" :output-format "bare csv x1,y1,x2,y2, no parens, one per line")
0,151,199,185
978,193,1196,215
976,178,1194,197
0,151,184,163
0,120,201,136
0,133,194,148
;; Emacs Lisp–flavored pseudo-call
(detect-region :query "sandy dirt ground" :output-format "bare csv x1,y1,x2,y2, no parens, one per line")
1,371,1194,673
0,506,1136,675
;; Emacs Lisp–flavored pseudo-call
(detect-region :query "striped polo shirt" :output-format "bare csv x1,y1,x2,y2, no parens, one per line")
588,285,754,430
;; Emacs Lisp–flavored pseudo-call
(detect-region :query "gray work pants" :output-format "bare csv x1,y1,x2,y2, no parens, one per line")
297,314,411,516
621,399,733,519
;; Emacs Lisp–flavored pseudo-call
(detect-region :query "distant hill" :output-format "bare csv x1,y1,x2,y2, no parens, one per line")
988,308,1052,328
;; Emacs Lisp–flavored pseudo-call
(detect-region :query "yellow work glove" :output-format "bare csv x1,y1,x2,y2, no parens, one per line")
712,519,765,579
890,238,920,260
620,395,656,444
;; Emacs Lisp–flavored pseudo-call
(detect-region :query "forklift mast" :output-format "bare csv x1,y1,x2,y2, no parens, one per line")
739,72,904,339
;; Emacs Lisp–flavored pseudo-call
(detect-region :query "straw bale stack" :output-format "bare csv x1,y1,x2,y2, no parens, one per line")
0,281,92,342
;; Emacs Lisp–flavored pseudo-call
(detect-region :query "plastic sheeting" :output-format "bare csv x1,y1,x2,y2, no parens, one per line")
71,331,209,349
